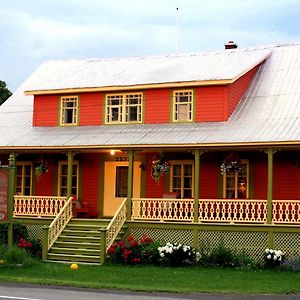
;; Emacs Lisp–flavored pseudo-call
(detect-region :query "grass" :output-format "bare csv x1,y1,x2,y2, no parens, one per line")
0,261,299,295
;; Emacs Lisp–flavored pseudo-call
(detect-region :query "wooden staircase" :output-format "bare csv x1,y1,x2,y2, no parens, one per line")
47,218,126,264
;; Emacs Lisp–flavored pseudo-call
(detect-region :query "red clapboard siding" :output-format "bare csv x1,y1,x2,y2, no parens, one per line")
33,95,58,126
273,155,299,200
195,86,226,122
145,155,165,197
144,89,170,124
199,153,219,198
35,156,56,196
81,154,99,217
253,154,268,199
227,65,260,119
80,93,102,126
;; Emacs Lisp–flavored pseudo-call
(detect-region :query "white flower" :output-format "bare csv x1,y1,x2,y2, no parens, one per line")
265,248,270,253
160,253,165,258
267,254,271,259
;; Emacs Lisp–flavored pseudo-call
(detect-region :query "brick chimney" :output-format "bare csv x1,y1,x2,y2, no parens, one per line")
225,41,238,50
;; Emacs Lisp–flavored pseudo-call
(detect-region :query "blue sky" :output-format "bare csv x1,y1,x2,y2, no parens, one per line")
1,0,300,91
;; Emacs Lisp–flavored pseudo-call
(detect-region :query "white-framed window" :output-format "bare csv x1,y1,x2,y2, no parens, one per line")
170,161,194,199
223,159,249,199
16,162,32,196
60,96,79,125
173,90,193,122
106,93,143,124
58,161,79,197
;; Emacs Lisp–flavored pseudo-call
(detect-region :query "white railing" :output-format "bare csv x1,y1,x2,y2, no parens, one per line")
106,198,127,251
199,199,268,223
47,196,73,250
13,196,67,218
273,200,300,224
132,198,194,222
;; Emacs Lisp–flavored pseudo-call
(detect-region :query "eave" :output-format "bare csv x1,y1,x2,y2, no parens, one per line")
1,140,299,152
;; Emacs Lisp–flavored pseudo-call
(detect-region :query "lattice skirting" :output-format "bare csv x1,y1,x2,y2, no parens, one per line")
130,226,300,260
199,231,268,259
25,224,43,241
274,233,300,258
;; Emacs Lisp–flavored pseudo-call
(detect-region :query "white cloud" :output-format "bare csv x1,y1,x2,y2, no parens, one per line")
1,0,300,91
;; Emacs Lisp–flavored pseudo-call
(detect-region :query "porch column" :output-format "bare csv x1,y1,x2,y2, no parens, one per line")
267,148,274,225
126,150,134,221
193,149,201,223
67,151,75,199
8,153,16,247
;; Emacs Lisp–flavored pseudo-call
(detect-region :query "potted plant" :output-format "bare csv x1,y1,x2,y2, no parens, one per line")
220,153,241,175
33,159,48,178
151,155,171,182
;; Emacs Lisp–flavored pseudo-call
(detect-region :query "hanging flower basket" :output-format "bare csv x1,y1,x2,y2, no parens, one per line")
33,159,48,178
220,153,241,175
151,156,171,182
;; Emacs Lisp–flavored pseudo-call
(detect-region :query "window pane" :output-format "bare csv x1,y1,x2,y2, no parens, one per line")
178,104,188,120
172,177,181,189
127,106,138,121
172,165,181,176
184,165,192,176
183,189,192,198
238,177,247,199
115,166,128,197
184,177,192,189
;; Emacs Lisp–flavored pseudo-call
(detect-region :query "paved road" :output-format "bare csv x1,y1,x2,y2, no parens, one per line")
0,283,299,300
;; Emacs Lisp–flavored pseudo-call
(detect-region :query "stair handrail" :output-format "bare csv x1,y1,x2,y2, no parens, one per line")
47,196,73,250
105,198,127,251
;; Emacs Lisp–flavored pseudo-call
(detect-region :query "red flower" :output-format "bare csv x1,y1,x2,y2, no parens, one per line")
130,240,138,248
131,257,142,264
127,235,135,242
108,246,116,254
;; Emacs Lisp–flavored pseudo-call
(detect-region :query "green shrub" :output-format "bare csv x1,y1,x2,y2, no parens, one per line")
281,256,300,272
2,246,33,266
0,222,42,258
199,244,258,268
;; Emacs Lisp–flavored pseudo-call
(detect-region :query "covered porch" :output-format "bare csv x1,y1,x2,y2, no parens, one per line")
1,145,300,263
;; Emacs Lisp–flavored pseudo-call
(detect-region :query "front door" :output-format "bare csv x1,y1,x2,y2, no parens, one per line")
103,161,141,217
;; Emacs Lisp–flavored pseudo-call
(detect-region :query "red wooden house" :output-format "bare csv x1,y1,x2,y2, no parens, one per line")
0,42,299,263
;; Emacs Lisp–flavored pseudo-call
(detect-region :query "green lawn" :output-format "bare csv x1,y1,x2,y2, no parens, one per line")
0,262,299,295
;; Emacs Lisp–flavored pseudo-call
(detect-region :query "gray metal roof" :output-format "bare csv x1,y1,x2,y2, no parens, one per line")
0,43,299,149
24,48,270,92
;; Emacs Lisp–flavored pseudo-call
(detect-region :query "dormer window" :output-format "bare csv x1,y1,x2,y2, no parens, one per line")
60,96,78,126
172,90,193,122
105,93,143,124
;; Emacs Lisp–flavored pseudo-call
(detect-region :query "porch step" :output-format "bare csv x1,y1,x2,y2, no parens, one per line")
54,241,100,249
47,253,100,263
46,218,126,264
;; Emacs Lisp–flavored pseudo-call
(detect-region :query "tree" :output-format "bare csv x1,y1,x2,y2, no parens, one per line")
0,80,12,105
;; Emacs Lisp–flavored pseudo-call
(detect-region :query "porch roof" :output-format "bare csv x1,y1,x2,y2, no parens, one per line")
0,43,299,150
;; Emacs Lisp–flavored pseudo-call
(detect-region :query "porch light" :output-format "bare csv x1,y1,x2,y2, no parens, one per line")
110,150,116,155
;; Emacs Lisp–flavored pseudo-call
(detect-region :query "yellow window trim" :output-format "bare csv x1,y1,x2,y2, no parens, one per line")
170,160,194,199
222,159,249,199
16,162,33,196
57,160,79,197
59,95,79,126
172,89,194,123
105,92,143,124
